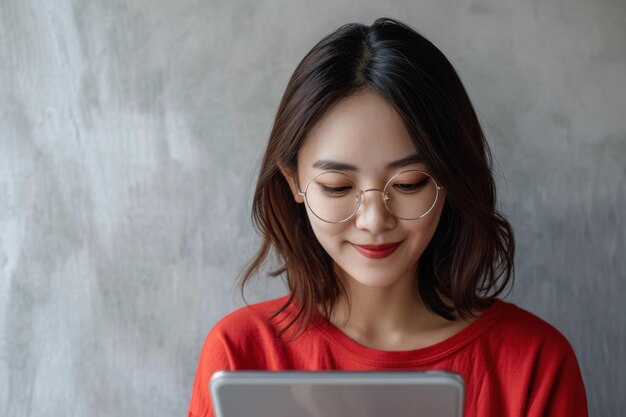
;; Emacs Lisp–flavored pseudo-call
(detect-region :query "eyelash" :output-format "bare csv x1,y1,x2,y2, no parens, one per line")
319,178,429,195
321,185,352,195
394,178,428,192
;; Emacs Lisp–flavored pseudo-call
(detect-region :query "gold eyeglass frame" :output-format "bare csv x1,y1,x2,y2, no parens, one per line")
296,170,444,224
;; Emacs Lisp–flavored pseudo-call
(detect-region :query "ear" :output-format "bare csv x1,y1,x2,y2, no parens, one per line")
278,163,305,204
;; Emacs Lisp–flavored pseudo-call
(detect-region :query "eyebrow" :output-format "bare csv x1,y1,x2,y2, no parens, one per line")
312,154,423,172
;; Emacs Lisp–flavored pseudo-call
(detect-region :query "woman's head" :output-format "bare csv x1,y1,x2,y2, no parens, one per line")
240,17,514,335
281,89,447,301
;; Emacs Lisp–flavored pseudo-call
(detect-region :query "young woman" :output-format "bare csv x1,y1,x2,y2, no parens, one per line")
187,18,588,417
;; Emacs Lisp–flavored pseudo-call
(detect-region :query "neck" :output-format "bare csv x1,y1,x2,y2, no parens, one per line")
329,267,454,343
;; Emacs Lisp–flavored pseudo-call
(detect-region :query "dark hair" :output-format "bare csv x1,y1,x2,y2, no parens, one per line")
239,17,515,337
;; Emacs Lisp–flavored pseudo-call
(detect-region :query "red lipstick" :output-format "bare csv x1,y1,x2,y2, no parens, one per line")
353,242,402,259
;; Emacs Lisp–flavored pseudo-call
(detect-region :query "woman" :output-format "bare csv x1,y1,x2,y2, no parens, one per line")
187,18,587,417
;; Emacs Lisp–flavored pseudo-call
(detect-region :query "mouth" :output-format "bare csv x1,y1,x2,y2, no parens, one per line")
353,241,403,259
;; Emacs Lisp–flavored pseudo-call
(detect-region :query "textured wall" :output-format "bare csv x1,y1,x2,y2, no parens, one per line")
0,0,624,416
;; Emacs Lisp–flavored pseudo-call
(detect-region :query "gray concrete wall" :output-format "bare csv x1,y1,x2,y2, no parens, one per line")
0,0,623,416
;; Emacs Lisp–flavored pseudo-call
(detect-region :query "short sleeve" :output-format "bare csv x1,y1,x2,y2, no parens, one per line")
187,326,232,417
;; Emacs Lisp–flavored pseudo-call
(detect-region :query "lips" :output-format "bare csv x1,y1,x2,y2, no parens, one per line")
353,241,402,259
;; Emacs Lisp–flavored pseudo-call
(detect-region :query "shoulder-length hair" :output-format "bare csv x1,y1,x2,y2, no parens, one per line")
239,17,515,337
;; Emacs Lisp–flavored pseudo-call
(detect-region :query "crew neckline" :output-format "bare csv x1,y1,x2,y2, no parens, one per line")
310,299,511,367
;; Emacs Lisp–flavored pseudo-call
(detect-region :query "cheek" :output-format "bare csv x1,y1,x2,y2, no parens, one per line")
307,215,349,248
405,202,446,252
417,203,445,247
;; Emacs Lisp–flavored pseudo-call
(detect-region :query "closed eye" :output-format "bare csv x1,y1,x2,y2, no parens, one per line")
320,185,353,196
393,178,429,192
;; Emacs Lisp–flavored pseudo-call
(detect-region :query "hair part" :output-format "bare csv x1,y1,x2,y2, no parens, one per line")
238,17,515,339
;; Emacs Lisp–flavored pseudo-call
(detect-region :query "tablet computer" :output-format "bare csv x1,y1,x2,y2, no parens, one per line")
210,370,464,417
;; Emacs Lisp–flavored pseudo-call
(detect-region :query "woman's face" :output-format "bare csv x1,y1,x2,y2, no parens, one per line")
282,90,446,290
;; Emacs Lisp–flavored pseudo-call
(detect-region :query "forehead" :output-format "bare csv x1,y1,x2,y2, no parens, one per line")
297,90,418,173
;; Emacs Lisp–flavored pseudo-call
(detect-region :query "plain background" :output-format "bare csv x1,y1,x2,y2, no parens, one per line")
0,0,624,416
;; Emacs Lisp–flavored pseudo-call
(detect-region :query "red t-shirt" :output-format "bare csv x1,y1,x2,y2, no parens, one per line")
187,296,588,417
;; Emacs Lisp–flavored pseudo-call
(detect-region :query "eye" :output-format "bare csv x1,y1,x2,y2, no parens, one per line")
320,184,353,196
393,178,429,193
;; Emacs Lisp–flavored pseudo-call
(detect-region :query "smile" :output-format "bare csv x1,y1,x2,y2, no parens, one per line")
353,241,402,259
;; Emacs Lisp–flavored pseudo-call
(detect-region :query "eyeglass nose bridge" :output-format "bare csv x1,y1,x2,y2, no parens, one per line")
355,187,392,209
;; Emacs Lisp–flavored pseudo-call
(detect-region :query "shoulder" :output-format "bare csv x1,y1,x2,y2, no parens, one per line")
211,295,290,335
188,296,293,417
203,295,292,353
488,299,577,358
479,300,585,393
489,301,588,413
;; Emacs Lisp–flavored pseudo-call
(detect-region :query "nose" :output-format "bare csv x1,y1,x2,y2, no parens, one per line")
354,188,396,232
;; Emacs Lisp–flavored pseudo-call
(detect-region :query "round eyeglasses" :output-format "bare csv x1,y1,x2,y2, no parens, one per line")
297,170,444,223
